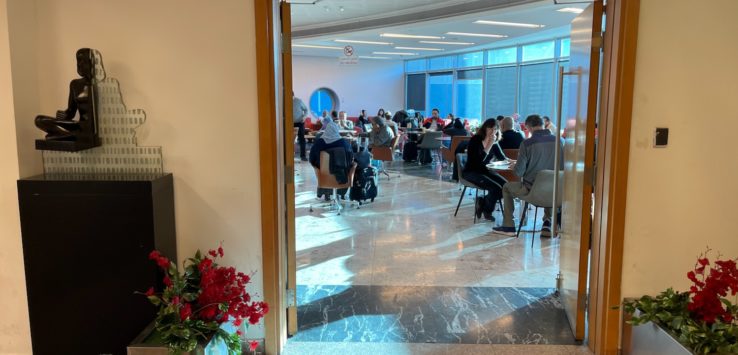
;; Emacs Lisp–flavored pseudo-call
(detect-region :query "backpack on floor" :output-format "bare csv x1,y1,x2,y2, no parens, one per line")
418,149,433,164
403,141,418,162
350,166,378,205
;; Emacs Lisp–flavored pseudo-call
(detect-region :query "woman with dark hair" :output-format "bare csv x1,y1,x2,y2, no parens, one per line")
462,118,508,221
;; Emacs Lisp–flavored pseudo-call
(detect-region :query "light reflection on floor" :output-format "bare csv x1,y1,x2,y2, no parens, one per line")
294,159,561,288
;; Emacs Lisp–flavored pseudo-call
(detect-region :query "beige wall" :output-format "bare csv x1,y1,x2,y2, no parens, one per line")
622,0,738,297
0,0,32,353
3,0,266,344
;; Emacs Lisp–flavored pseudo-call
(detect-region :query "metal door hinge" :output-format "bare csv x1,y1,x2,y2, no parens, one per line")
286,288,296,307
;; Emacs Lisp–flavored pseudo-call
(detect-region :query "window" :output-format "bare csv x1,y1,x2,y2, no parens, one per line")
484,66,517,118
428,55,456,71
519,62,555,119
309,88,338,117
457,51,483,68
559,38,570,58
487,47,517,65
522,41,555,62
428,72,453,117
405,59,427,72
406,74,426,114
455,69,483,121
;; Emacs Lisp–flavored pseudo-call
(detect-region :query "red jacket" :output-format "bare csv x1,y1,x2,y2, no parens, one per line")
422,118,446,130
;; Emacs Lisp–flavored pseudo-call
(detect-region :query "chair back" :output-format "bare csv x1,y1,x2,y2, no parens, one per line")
503,149,519,160
456,153,480,189
442,136,471,163
372,135,399,162
314,151,356,189
521,170,564,207
418,131,443,149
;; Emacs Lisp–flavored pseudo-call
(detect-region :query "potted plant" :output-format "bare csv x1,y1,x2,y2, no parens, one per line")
129,245,268,354
623,250,738,354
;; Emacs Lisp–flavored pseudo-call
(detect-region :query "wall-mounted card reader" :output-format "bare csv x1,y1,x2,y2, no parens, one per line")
654,127,668,148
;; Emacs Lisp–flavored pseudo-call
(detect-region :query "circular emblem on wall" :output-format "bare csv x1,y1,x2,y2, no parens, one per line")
343,45,354,57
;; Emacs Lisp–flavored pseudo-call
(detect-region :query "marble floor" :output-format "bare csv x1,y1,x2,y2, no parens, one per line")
290,157,585,354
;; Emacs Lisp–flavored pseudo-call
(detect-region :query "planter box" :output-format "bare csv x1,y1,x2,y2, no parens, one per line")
127,321,243,355
622,309,694,355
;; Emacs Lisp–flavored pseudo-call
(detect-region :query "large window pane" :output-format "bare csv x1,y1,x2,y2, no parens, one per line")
428,72,453,116
405,59,426,72
519,62,556,119
428,55,456,71
457,51,483,68
484,66,517,118
522,40,555,62
486,47,517,65
455,69,482,122
406,74,426,115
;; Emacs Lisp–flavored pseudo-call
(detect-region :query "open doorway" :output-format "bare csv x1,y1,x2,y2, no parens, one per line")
281,0,603,353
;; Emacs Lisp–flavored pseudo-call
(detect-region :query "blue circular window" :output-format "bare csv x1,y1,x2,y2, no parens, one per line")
309,88,339,117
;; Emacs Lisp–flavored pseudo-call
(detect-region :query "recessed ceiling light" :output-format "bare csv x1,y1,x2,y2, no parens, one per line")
394,46,443,51
334,39,393,45
474,20,545,29
557,7,584,14
292,44,343,50
380,33,443,39
359,56,391,60
446,32,507,38
373,51,418,56
419,40,475,45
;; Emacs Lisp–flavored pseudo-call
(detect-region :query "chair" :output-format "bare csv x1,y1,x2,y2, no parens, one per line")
515,170,564,246
454,153,485,224
441,135,471,169
312,151,357,215
372,135,400,179
417,131,443,164
503,149,519,160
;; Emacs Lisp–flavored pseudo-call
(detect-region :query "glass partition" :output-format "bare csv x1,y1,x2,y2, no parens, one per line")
455,69,483,121
428,72,453,116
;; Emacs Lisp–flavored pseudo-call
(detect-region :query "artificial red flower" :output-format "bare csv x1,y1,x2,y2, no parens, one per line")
208,249,217,257
163,275,172,287
218,246,224,257
172,296,180,305
145,287,155,296
249,340,258,351
180,303,192,321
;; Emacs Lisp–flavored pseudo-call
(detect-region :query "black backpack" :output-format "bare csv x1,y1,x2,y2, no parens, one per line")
350,166,378,205
403,141,418,162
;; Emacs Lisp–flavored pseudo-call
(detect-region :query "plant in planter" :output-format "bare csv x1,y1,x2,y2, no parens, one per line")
142,245,268,354
624,250,738,354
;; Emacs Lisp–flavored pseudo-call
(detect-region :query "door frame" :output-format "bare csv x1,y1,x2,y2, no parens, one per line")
253,0,641,353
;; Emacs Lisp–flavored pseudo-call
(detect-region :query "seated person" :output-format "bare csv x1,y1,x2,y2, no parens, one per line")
309,119,354,176
498,116,525,150
462,118,507,221
422,108,446,131
357,109,370,131
337,111,354,130
493,114,564,237
383,112,399,137
368,116,395,148
442,118,470,148
402,112,419,129
543,116,557,133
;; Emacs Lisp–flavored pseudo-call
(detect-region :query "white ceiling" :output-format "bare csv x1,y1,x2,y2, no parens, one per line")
290,0,586,60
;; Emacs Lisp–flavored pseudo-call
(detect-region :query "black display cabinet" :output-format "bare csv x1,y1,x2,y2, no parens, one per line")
17,174,177,355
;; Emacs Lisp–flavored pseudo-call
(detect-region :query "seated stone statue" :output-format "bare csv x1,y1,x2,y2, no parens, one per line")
35,48,101,151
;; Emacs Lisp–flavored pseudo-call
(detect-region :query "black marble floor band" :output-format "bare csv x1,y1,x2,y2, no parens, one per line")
292,285,576,345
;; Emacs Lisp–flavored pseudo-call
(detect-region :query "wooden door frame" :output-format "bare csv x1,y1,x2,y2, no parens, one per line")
253,0,641,353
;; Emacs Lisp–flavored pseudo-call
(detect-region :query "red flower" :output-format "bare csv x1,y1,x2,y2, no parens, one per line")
145,287,155,296
233,318,243,327
163,275,172,287
208,249,217,257
249,340,258,351
156,256,170,269
172,296,180,305
148,250,161,260
180,303,192,321
218,246,224,257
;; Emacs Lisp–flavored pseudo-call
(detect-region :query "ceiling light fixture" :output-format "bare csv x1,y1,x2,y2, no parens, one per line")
474,20,545,28
419,40,475,45
292,44,343,50
557,7,584,14
380,33,443,39
359,56,391,60
334,39,392,45
394,46,443,51
373,51,418,56
446,32,507,38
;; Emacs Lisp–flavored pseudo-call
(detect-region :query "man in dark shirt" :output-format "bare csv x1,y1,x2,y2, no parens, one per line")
493,114,563,237
498,116,524,150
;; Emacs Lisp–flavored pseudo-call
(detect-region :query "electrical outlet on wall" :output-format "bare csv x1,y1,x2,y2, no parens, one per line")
654,127,668,148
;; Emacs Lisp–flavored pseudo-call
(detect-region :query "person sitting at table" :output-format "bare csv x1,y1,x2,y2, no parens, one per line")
383,112,399,137
337,111,354,130
498,116,525,150
422,108,446,131
442,117,469,148
368,115,395,148
357,109,370,132
462,118,508,221
493,114,563,237
376,108,386,121
309,119,354,171
402,111,419,129
543,116,557,134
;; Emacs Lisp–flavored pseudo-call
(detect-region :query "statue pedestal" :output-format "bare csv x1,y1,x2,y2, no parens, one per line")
17,173,176,355
35,137,101,152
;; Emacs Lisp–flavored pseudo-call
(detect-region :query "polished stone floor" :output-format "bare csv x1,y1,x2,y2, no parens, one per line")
290,157,581,353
